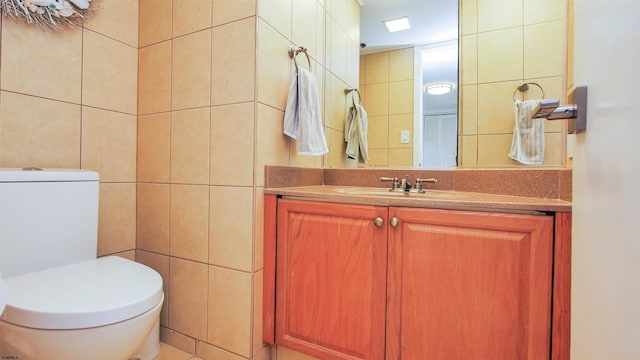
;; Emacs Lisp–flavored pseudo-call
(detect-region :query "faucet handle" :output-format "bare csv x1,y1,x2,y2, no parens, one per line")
379,176,400,191
414,178,438,192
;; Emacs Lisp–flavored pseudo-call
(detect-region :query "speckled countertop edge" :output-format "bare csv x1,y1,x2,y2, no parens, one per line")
265,185,572,213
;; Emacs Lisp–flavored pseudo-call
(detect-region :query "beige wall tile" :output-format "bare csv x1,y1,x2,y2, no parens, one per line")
477,134,519,167
81,107,136,182
363,83,388,117
461,85,478,135
325,127,356,168
477,0,523,32
477,81,522,135
325,73,348,132
388,114,413,148
367,148,388,167
212,0,256,26
0,92,80,168
84,0,139,47
461,0,478,35
159,327,196,354
210,103,255,186
345,38,360,88
329,18,347,81
113,251,136,261
139,0,173,47
137,183,170,255
209,186,253,271
1,20,82,103
524,0,566,24
156,342,193,360
254,187,265,270
97,183,136,256
172,30,212,110
208,266,252,357
477,27,523,83
169,258,208,341
256,19,291,110
253,270,264,355
364,52,389,85
461,34,478,85
344,0,361,43
315,2,327,67
173,0,212,37
389,148,413,167
212,18,256,106
368,116,389,149
388,80,413,115
138,113,171,183
136,250,170,327
83,30,137,114
170,185,210,263
171,107,211,184
543,132,563,166
255,104,290,186
258,0,291,38
460,135,478,167
524,21,565,79
389,48,414,82
139,41,172,115
292,0,318,60
196,342,247,360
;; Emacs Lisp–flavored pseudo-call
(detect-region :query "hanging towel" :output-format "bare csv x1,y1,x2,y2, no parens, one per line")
344,103,369,163
283,67,329,156
509,99,544,164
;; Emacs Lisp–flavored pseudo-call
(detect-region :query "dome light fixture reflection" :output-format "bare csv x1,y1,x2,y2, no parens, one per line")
424,82,454,95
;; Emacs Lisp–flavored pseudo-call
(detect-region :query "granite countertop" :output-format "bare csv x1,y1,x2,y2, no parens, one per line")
265,185,572,213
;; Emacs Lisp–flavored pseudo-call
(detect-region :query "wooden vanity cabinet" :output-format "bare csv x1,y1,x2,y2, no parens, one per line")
271,199,388,360
386,207,554,360
264,196,570,360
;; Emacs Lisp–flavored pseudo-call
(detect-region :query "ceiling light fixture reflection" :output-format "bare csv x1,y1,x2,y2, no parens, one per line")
384,17,411,33
425,82,454,95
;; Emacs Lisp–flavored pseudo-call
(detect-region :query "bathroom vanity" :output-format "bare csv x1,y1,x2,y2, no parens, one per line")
263,182,571,360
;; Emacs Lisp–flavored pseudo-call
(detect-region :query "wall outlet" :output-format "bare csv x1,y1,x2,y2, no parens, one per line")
400,130,410,144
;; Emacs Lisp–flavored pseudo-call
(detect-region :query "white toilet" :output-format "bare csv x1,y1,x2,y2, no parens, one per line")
0,168,164,360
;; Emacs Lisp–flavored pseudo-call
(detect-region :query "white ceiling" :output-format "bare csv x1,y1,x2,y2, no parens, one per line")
359,0,458,54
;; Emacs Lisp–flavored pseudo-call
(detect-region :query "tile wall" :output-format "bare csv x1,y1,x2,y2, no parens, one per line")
459,0,568,167
136,0,360,359
359,48,415,167
0,0,139,260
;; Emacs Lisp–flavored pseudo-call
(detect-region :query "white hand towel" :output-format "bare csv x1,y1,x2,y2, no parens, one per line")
509,99,544,165
283,68,329,156
344,103,369,163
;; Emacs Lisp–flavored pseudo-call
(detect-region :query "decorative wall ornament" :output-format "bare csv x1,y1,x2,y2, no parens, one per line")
0,0,99,30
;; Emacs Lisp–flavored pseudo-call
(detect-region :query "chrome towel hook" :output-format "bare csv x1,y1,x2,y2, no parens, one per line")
288,45,311,71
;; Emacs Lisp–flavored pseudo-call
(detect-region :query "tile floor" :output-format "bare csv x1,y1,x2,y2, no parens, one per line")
154,342,203,360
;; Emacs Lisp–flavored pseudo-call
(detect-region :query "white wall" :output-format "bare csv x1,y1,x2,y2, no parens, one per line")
572,0,640,358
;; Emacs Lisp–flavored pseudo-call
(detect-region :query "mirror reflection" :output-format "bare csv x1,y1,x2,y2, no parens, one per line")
356,0,569,169
359,0,458,168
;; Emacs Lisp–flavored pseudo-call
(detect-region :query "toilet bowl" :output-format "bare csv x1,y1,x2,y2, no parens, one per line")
0,256,164,360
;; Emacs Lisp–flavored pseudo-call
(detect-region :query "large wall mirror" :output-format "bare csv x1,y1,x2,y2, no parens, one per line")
356,0,569,169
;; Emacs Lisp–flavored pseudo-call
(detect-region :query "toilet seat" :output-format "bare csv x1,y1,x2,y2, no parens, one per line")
0,256,163,330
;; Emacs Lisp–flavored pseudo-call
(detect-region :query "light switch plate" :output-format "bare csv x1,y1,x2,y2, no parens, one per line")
400,130,410,144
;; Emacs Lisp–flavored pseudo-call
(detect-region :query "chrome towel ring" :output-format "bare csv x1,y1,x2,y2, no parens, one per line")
513,82,545,102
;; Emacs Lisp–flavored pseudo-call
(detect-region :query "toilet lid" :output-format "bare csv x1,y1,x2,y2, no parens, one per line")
0,256,163,330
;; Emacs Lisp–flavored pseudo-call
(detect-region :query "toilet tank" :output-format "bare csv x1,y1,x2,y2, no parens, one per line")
0,169,100,278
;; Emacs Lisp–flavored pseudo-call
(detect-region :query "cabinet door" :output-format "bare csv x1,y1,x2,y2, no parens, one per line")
276,199,388,360
387,208,554,360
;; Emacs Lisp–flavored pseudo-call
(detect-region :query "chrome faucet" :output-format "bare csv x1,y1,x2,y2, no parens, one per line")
380,176,438,193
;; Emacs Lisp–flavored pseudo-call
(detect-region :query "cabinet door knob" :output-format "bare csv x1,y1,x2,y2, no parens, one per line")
390,217,399,228
374,217,384,228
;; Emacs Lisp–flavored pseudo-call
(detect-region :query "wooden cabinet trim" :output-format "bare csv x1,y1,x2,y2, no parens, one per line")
552,212,572,360
263,194,277,344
